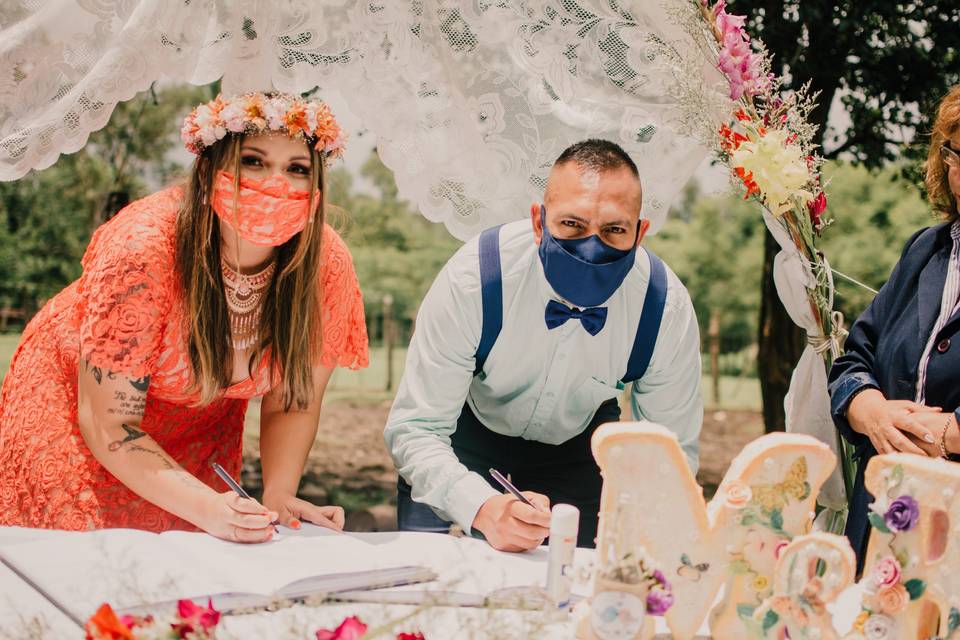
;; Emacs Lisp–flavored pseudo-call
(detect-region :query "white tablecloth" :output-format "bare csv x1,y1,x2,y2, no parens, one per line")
0,526,863,639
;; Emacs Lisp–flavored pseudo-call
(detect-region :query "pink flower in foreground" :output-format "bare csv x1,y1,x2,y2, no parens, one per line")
172,598,220,637
316,616,368,640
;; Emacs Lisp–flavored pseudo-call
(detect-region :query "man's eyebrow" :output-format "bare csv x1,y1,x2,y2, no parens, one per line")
556,213,590,223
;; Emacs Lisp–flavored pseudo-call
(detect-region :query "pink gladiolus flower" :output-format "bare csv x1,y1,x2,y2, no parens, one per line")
713,0,769,99
316,616,368,640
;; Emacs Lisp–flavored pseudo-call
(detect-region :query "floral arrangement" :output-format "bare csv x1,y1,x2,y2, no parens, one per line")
597,549,675,616
661,0,853,526
180,92,347,158
85,602,426,640
849,464,958,640
85,599,220,640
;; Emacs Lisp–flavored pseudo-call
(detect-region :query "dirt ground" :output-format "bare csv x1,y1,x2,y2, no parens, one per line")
242,399,765,531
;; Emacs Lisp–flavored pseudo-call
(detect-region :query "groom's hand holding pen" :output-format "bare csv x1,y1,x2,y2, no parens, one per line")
472,468,552,553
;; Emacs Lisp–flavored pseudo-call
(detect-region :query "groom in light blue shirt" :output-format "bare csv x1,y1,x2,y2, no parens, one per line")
385,139,703,551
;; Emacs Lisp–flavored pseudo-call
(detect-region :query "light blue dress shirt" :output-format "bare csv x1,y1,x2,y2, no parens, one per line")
384,220,703,532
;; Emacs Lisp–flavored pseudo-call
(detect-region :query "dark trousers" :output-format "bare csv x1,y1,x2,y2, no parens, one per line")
396,399,621,547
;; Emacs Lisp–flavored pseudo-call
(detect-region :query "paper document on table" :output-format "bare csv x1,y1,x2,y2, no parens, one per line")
0,527,437,620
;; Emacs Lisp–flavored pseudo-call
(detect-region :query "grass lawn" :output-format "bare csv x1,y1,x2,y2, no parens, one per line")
0,334,762,411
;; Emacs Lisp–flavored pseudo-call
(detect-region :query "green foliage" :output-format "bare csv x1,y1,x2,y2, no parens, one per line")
816,162,932,320
738,1,960,179
329,152,462,343
646,181,763,355
0,84,209,314
649,161,932,361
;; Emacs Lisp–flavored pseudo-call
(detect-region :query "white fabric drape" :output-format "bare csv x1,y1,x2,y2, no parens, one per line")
763,210,847,517
0,0,715,238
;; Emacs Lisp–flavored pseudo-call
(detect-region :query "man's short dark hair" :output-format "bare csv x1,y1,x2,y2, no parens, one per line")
554,139,639,178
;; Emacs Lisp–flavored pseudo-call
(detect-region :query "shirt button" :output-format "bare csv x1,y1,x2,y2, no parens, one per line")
938,338,951,353
545,392,555,399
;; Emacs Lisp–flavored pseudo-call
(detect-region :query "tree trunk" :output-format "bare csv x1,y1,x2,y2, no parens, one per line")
758,231,805,433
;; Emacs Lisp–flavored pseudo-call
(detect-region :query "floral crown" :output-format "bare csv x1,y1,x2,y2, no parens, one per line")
180,92,346,158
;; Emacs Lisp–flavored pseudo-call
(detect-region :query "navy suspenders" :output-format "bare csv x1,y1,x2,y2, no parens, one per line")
472,224,669,384
474,225,504,375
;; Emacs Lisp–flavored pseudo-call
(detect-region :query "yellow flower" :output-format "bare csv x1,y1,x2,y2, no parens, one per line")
751,574,770,592
853,610,870,633
730,127,812,216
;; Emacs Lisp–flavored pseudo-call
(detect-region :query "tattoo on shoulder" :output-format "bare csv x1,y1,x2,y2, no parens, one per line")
129,376,149,392
82,360,117,385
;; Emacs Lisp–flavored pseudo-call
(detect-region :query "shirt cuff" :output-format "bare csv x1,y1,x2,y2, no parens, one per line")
830,371,880,421
444,470,500,534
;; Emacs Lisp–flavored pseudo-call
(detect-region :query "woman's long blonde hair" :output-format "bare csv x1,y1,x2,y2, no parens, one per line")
925,85,960,222
175,134,324,410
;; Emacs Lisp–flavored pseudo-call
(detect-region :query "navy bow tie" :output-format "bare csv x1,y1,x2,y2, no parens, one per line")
544,300,608,336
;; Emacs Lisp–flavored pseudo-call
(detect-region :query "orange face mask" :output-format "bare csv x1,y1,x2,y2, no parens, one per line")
211,170,318,246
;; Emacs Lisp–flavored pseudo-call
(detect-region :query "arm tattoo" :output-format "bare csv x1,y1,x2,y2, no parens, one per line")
81,360,116,385
107,423,147,452
126,443,175,470
107,390,147,418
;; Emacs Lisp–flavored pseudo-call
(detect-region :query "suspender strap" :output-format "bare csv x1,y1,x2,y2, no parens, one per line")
474,225,504,376
622,250,668,383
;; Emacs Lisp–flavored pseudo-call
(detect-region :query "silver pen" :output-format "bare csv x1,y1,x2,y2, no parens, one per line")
212,461,279,533
488,468,547,512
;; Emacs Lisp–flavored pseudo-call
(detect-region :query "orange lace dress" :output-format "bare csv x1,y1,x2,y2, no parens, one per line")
0,186,369,531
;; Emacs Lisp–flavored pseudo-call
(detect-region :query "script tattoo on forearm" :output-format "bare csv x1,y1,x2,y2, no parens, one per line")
127,443,175,470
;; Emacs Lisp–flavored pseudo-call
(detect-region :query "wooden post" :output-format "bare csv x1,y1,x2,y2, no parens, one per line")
709,309,720,406
383,294,394,392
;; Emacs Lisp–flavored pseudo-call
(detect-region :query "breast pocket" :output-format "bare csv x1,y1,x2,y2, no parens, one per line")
571,376,624,408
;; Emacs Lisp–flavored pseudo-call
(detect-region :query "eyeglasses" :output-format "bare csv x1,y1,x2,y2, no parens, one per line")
941,144,960,169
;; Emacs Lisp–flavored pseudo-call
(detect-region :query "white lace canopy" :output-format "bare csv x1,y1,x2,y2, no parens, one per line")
0,0,719,239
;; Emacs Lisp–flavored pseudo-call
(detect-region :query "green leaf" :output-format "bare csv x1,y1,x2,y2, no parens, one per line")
948,607,960,632
737,603,757,621
868,512,891,534
895,548,910,570
904,578,926,600
729,559,751,575
890,464,904,489
769,509,784,531
762,609,779,633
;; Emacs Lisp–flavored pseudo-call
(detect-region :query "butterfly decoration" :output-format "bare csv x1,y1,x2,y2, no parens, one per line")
750,458,811,512
677,553,710,581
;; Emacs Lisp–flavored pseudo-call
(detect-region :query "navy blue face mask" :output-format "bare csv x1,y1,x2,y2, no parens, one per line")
537,205,638,308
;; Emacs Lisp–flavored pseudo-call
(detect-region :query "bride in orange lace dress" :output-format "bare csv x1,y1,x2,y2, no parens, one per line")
0,92,368,542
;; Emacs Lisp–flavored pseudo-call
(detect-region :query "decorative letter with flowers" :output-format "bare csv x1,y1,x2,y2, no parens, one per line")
586,422,835,640
845,454,960,640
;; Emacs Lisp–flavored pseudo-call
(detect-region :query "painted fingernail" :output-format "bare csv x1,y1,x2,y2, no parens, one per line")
290,519,301,529
924,434,936,444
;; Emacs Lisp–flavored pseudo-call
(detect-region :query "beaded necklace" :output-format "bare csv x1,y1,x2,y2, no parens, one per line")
220,258,276,351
